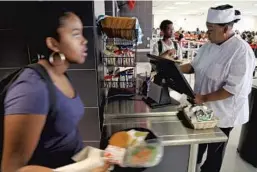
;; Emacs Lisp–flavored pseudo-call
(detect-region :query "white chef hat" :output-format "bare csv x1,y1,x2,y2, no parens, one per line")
207,6,241,24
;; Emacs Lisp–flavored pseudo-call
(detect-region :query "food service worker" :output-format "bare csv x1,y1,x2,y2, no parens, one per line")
180,4,255,172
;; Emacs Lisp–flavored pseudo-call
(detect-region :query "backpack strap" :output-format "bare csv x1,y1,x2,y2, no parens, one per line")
26,64,56,118
157,40,162,55
173,41,178,51
158,40,178,54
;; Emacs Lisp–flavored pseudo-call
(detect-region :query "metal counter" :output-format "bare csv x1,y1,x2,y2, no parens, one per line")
104,99,227,146
103,116,227,146
103,99,227,172
104,98,180,119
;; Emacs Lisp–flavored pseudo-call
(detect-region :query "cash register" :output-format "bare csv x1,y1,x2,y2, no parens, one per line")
143,54,195,108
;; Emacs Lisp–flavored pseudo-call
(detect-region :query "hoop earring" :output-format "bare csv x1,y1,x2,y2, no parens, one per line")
49,52,66,64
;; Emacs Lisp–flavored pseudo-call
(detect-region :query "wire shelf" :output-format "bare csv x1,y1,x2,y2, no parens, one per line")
104,38,136,46
102,57,135,67
102,80,136,89
101,27,138,94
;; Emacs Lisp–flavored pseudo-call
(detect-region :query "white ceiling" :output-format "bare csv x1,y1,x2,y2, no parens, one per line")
153,0,257,16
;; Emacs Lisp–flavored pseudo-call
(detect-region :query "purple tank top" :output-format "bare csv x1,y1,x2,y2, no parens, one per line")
4,68,85,168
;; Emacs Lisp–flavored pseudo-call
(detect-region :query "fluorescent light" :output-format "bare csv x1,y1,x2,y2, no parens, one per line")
180,12,190,15
174,2,191,5
156,10,169,13
165,6,178,10
154,12,165,15
188,10,198,13
244,11,253,14
199,7,207,10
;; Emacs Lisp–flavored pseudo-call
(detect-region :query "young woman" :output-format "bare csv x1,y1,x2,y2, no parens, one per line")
1,6,109,172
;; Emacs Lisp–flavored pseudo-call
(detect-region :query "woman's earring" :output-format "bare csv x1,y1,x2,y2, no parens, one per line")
49,52,66,64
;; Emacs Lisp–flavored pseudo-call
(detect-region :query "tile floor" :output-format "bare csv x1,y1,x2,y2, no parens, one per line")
221,126,256,172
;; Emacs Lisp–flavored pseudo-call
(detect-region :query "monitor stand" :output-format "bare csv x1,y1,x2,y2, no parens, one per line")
142,82,180,109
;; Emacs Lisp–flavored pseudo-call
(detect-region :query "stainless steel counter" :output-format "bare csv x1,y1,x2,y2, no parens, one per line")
104,116,227,146
105,98,180,119
103,99,227,146
103,99,227,172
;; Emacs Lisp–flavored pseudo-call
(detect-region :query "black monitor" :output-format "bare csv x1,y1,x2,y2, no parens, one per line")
147,54,195,99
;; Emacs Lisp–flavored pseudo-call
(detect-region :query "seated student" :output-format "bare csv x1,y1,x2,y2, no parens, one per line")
152,20,183,60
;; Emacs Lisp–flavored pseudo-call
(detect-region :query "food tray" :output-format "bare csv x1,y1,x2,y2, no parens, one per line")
183,106,219,130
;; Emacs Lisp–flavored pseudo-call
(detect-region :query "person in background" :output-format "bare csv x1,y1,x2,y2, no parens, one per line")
196,28,201,35
180,4,255,172
254,32,257,43
179,27,183,33
242,32,247,41
152,20,183,60
178,30,185,42
1,5,109,172
247,33,253,44
197,34,202,41
235,30,240,36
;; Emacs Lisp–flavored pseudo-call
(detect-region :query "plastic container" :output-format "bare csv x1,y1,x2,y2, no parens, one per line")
123,139,163,168
100,128,161,172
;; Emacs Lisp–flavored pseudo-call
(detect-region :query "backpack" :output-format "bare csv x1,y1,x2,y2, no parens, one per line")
0,63,56,164
157,39,178,55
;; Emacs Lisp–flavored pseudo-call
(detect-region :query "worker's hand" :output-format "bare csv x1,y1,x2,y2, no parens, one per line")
194,94,206,105
91,162,111,172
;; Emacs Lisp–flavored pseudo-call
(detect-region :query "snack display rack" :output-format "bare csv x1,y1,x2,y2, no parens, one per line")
101,28,138,93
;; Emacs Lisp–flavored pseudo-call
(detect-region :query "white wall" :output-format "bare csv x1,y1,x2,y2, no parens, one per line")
154,14,257,32
94,0,105,17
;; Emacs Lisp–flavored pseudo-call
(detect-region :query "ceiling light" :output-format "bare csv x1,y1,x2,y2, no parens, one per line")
180,12,190,15
174,2,191,5
199,7,207,10
165,6,178,10
244,11,253,14
154,13,165,15
188,10,198,13
156,10,169,13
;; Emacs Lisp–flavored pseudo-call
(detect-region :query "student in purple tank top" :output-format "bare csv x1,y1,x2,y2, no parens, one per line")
1,6,109,172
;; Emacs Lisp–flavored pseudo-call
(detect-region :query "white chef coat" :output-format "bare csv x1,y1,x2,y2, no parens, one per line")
192,35,256,128
152,39,183,59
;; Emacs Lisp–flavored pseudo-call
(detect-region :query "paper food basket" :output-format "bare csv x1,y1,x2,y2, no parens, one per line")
183,106,219,130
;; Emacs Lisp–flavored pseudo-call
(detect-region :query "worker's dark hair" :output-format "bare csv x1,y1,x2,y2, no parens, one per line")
22,3,75,59
160,20,173,31
234,10,241,23
211,4,241,27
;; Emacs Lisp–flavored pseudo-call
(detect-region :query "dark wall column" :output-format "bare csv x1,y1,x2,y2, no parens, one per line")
118,1,153,62
105,0,117,16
